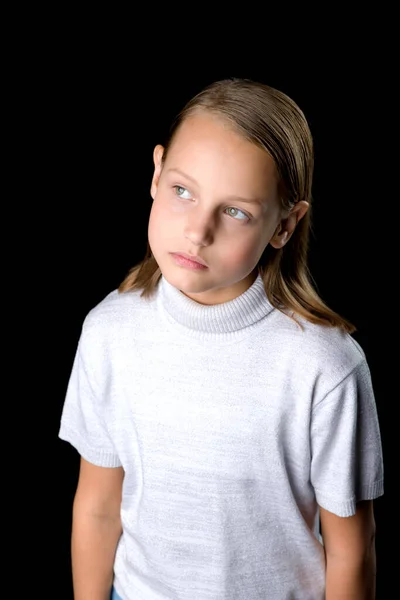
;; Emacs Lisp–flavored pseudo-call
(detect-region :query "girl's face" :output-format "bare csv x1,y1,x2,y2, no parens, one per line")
148,111,286,305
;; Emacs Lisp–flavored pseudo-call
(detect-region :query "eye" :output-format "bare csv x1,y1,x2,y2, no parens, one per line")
173,186,250,223
174,185,192,200
225,207,250,222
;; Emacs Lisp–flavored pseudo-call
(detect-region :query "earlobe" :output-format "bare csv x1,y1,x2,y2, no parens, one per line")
150,145,165,200
270,227,289,249
280,232,288,244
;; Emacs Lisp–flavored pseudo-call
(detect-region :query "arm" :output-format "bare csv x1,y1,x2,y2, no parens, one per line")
320,500,377,599
71,457,124,600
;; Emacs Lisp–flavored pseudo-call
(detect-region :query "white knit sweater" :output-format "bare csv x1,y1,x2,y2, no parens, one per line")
59,273,384,599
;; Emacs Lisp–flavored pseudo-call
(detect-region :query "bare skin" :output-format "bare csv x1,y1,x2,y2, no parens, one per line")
71,458,124,600
321,500,377,599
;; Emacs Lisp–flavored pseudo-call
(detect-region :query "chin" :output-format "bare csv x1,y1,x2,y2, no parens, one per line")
171,276,210,294
163,267,209,290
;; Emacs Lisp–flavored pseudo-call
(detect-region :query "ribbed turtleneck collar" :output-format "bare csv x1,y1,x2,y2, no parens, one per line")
158,273,274,335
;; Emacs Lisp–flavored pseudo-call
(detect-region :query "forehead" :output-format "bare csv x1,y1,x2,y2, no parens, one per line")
165,112,278,189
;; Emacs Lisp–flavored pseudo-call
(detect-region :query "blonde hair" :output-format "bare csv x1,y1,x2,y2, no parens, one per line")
119,78,355,333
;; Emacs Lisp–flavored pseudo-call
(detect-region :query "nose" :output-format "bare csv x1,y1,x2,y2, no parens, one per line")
183,208,215,246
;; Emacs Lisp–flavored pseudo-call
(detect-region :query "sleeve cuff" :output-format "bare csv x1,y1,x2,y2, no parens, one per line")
315,479,384,517
59,423,122,468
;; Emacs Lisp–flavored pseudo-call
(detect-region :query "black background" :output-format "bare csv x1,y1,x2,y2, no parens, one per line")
27,26,395,599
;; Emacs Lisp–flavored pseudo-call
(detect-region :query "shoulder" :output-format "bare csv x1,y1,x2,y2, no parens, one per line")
269,310,368,394
299,318,365,372
87,286,155,325
81,286,157,347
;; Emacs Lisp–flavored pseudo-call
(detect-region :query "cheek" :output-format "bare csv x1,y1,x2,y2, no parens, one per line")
148,206,160,243
148,200,175,246
234,241,260,262
150,192,186,231
214,237,256,269
225,230,269,265
151,195,173,221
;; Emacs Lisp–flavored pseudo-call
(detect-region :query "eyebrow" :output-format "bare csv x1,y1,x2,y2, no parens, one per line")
166,168,265,207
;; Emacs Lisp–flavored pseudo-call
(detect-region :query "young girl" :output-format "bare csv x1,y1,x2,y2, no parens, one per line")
59,78,384,599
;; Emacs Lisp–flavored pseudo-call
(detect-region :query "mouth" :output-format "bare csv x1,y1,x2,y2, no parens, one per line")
171,253,209,270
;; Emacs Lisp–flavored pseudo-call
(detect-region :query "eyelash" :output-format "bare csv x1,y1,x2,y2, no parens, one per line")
173,186,250,222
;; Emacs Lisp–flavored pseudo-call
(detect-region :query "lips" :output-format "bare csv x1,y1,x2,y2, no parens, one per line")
173,253,208,267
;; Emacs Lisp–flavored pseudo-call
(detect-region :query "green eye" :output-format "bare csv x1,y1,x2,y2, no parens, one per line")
174,186,191,199
226,207,249,221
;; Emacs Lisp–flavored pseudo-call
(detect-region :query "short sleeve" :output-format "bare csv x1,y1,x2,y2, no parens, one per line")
310,359,384,517
58,321,122,468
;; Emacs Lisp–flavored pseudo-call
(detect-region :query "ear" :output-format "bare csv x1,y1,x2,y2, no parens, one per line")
270,201,309,249
150,144,165,200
